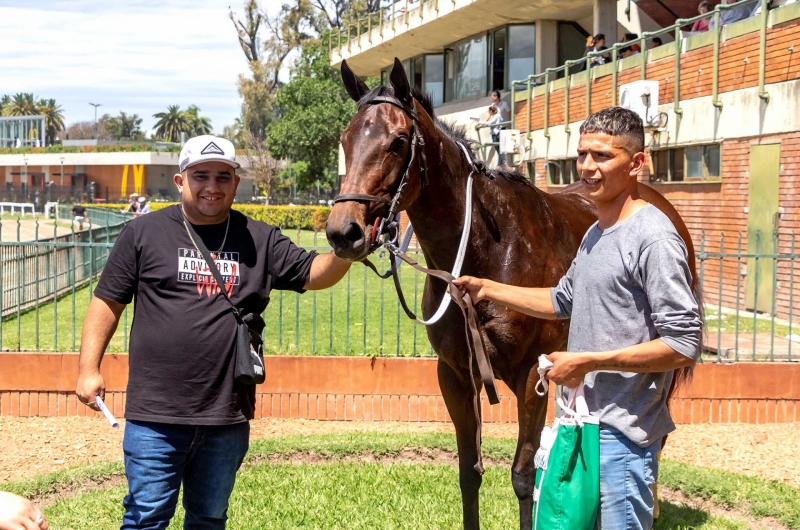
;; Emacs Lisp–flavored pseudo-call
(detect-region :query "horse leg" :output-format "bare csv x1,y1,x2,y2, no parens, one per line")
438,359,483,530
511,362,548,530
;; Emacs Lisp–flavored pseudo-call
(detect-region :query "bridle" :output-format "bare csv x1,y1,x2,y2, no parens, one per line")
333,95,427,252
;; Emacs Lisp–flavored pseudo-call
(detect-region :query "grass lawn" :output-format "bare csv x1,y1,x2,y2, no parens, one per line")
705,307,794,338
4,433,798,530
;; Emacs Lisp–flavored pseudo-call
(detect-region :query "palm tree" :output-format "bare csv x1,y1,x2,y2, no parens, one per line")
153,105,191,143
37,98,65,145
0,95,10,115
185,105,212,136
2,93,39,116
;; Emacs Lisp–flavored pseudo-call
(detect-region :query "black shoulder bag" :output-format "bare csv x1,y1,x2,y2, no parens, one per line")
184,219,266,385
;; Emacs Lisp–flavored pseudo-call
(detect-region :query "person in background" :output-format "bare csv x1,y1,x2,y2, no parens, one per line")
122,193,139,214
0,490,48,529
651,37,663,48
623,33,642,54
710,0,753,28
620,46,635,59
134,196,150,216
71,203,88,230
692,1,711,32
477,105,505,167
490,90,510,124
586,33,610,68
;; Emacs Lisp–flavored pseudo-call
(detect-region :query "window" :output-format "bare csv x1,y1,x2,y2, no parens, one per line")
508,25,535,87
492,28,506,92
411,56,424,91
454,34,487,100
651,145,721,183
444,48,455,102
424,54,444,108
546,159,579,186
380,68,389,87
558,22,589,78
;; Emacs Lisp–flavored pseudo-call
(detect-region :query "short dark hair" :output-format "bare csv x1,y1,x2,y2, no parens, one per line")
580,107,645,154
491,90,501,99
624,32,639,41
652,37,663,46
594,33,605,42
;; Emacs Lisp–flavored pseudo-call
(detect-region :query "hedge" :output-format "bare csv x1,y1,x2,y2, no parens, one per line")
85,203,331,231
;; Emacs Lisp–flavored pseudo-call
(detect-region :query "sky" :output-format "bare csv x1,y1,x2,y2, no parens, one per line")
0,0,285,136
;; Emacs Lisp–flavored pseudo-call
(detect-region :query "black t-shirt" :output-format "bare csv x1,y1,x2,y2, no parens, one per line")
72,205,87,216
94,205,317,425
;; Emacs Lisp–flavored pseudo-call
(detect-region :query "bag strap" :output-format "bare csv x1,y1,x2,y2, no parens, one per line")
183,215,244,325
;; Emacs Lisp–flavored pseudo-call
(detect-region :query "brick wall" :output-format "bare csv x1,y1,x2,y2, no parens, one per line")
1,354,797,424
513,17,800,132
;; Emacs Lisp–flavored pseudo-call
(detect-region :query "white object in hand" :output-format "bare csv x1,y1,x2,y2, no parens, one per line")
534,354,554,396
95,395,119,428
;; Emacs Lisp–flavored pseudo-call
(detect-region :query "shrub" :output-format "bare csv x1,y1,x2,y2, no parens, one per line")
83,203,330,230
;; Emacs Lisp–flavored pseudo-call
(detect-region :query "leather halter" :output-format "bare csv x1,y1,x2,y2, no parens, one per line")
333,95,427,250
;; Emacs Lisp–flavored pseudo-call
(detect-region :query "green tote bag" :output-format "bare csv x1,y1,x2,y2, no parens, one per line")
532,383,600,530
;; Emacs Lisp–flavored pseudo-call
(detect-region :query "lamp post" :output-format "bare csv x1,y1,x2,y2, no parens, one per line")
89,102,102,138
23,157,29,203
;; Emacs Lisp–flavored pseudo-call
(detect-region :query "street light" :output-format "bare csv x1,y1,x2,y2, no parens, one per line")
89,102,102,138
59,156,65,188
23,157,28,202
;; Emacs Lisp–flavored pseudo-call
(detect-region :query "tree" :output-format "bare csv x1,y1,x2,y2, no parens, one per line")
242,132,282,204
153,105,191,143
100,112,144,141
185,105,213,136
37,99,65,145
66,121,112,141
311,0,383,29
0,95,10,115
221,118,246,149
2,93,39,116
266,40,357,189
229,0,319,140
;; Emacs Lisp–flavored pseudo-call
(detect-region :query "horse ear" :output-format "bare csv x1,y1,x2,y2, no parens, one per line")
389,58,411,104
341,60,369,103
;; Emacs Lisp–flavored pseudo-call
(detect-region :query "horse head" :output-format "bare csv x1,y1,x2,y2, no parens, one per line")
326,58,434,261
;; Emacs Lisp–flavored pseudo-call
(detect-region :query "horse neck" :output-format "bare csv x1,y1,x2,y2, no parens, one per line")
406,138,475,272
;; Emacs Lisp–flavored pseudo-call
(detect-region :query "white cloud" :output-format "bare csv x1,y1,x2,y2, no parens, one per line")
0,0,256,135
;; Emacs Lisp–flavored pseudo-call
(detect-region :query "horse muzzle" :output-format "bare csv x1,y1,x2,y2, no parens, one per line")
325,213,370,261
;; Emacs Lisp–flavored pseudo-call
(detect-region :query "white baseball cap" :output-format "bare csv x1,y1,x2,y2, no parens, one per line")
179,135,240,173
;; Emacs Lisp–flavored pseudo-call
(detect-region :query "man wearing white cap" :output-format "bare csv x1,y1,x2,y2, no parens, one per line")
76,134,352,529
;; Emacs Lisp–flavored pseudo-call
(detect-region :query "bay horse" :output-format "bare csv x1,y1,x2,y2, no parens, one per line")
326,58,699,530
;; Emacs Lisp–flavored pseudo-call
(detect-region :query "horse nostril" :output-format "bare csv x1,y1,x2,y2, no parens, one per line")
344,222,364,243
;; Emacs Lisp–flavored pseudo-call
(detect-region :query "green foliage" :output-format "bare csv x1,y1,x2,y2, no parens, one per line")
153,105,191,142
0,93,65,145
99,112,144,141
267,40,355,189
85,203,331,230
184,105,213,136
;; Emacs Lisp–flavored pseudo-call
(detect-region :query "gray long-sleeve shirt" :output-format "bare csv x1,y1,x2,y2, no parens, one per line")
550,204,702,447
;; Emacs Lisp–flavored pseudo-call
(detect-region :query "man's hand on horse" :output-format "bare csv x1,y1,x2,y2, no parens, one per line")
451,276,488,303
545,351,592,388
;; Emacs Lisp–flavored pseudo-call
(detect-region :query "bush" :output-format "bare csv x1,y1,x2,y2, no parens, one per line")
83,203,331,230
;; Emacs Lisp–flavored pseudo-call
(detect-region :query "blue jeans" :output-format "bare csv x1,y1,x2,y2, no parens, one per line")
597,428,661,530
121,420,250,530
491,132,505,166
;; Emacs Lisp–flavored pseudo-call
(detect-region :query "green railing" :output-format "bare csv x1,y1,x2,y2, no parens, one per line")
327,0,442,55
0,220,796,362
509,0,768,133
0,207,131,351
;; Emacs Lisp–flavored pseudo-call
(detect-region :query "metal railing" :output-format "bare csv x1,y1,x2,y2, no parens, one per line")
509,0,766,134
327,0,441,55
0,207,131,351
0,219,796,361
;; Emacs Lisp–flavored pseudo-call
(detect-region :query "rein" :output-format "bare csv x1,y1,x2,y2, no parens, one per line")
334,95,500,450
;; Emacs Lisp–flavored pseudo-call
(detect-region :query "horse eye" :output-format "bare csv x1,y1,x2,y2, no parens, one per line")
389,137,407,153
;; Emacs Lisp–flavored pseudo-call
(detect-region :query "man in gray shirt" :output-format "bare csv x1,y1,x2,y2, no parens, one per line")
454,107,702,529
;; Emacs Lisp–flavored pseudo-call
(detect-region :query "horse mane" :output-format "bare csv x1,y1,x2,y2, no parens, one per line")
357,86,533,189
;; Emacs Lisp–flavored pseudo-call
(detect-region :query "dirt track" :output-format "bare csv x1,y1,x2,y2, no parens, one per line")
2,417,799,487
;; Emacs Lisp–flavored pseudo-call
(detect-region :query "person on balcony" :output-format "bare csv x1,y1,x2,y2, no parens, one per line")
491,90,510,124
478,105,505,167
710,0,753,28
585,33,610,68
692,1,711,32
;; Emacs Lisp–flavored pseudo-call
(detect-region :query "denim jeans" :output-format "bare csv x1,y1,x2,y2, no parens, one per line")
491,132,505,166
121,420,250,530
597,427,661,530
